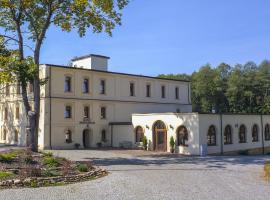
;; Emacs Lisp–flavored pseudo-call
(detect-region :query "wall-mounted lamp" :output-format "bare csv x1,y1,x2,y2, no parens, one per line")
146,125,149,129
170,125,174,130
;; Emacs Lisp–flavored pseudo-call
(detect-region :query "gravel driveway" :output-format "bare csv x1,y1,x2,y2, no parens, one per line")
0,148,270,200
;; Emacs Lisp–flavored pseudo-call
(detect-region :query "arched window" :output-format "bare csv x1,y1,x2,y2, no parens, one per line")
207,125,216,146
135,126,144,143
177,126,188,146
14,130,18,143
239,125,246,143
65,130,72,143
153,120,166,130
224,125,232,145
265,124,270,141
252,124,259,142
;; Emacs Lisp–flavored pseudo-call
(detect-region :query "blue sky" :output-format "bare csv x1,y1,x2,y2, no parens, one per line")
40,0,270,76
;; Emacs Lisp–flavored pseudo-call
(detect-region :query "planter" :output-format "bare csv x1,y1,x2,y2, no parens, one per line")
170,148,175,153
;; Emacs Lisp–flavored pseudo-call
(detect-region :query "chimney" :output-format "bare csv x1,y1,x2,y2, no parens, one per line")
71,54,110,71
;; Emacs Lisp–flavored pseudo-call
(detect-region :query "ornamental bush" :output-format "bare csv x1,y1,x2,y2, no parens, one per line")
142,136,148,150
77,164,89,172
42,157,60,168
169,136,175,149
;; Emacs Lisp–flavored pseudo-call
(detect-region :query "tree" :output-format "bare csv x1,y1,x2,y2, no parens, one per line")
159,60,270,114
191,64,220,113
0,0,129,152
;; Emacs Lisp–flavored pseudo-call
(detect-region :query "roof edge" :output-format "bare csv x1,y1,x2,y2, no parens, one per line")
71,54,110,61
42,64,191,83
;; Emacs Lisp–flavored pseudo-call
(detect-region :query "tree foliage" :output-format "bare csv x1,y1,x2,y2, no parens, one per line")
0,0,129,151
158,60,270,114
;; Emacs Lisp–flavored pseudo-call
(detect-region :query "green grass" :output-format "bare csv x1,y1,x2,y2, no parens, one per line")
0,151,18,163
264,163,270,179
0,171,13,179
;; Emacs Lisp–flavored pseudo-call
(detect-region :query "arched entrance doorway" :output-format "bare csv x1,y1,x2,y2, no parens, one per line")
83,129,92,148
152,120,167,152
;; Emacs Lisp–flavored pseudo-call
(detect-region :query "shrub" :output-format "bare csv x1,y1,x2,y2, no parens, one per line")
169,136,175,149
42,157,60,168
142,136,148,150
30,180,38,188
77,164,89,172
0,171,13,179
42,169,62,177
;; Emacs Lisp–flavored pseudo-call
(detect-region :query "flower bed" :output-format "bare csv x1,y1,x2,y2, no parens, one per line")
0,149,108,188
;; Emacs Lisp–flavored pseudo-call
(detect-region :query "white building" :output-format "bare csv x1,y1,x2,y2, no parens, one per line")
1,54,270,155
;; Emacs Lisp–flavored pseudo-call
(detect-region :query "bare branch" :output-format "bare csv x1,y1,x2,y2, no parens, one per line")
0,34,19,43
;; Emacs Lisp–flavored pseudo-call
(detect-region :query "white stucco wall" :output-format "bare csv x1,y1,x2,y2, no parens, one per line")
198,114,270,154
132,113,200,155
72,56,108,71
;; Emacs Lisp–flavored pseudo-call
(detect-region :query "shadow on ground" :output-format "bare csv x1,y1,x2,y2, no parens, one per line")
83,153,270,170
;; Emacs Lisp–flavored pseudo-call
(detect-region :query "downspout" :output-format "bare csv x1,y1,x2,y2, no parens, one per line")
220,113,223,155
111,125,113,147
188,83,191,104
260,114,265,155
49,66,52,149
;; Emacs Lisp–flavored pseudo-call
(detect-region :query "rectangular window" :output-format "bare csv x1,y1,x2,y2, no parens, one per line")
65,106,72,118
5,84,10,96
64,76,72,92
17,84,21,95
84,106,89,119
146,84,151,97
175,87,179,99
161,85,166,98
4,107,8,120
3,129,6,140
100,79,106,94
130,82,135,96
16,106,19,119
29,83,33,93
82,78,89,93
100,107,106,119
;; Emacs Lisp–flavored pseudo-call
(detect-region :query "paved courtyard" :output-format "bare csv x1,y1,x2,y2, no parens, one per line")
0,148,270,200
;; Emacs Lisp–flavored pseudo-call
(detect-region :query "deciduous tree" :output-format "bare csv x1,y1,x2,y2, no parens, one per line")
0,0,129,151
